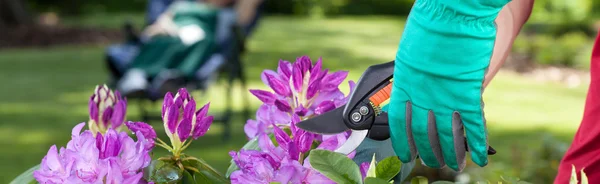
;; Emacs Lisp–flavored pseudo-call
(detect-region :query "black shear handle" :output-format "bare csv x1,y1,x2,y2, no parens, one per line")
343,61,394,123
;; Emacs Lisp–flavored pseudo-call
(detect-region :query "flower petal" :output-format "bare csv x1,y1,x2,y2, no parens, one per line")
102,129,122,158
196,102,210,120
72,122,86,137
314,101,336,115
297,56,312,74
88,95,98,122
278,60,292,81
192,115,213,139
166,100,180,134
306,80,320,100
309,57,323,82
95,132,104,151
296,131,314,153
272,125,291,148
176,88,190,100
162,92,174,118
320,71,349,91
255,104,270,122
183,98,196,123
177,117,192,142
123,172,144,184
125,121,157,140
303,169,337,184
265,73,290,97
294,106,308,117
249,89,276,104
360,162,370,179
348,80,356,93
101,106,113,127
316,135,340,151
274,100,292,112
258,132,275,153
261,70,279,88
274,164,296,183
44,145,63,171
110,100,127,129
243,120,259,139
312,90,345,109
287,141,299,160
291,62,303,93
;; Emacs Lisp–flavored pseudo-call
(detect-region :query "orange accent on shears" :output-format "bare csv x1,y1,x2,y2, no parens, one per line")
368,83,392,106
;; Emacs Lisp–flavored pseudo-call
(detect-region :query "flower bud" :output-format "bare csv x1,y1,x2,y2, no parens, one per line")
88,85,127,135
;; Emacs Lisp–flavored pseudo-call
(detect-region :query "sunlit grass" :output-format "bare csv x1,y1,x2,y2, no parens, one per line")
0,15,589,183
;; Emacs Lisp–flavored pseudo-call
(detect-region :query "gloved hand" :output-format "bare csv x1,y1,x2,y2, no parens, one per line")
387,0,511,171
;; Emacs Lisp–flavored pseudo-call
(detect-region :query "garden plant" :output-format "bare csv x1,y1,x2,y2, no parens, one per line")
9,56,587,183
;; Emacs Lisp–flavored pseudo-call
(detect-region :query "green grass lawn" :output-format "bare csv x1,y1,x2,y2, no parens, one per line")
0,15,590,183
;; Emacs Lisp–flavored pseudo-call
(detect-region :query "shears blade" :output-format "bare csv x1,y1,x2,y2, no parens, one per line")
335,129,369,155
296,106,349,134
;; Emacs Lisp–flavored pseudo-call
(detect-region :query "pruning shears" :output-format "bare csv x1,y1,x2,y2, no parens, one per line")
296,61,496,155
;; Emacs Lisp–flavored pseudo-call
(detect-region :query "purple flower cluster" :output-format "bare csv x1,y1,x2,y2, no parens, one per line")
88,85,127,135
245,56,355,139
35,85,159,184
160,88,214,156
33,123,153,184
231,56,358,183
230,117,356,184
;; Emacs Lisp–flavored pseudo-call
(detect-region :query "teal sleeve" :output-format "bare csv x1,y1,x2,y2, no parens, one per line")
387,0,511,171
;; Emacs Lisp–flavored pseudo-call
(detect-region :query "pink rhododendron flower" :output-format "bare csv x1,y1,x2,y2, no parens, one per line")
34,123,152,184
232,56,359,183
244,56,355,139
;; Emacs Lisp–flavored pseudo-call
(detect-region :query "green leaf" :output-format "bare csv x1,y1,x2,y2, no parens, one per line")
431,181,455,184
181,170,197,184
411,176,428,184
398,159,416,183
270,182,282,184
182,156,230,184
192,171,213,184
375,156,401,181
366,154,377,178
143,160,183,184
308,149,363,184
364,177,390,184
10,164,40,184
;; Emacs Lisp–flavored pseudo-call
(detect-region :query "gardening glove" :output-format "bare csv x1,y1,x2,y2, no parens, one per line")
388,0,511,171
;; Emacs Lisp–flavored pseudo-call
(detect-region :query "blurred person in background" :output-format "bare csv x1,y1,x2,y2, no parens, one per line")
117,0,264,95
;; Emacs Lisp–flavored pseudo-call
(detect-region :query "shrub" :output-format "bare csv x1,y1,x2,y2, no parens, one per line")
513,32,593,69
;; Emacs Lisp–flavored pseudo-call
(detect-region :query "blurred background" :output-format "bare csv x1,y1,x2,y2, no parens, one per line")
0,0,598,183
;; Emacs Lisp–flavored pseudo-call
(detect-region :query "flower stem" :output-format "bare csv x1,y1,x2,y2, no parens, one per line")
155,142,173,151
180,140,193,152
156,138,170,147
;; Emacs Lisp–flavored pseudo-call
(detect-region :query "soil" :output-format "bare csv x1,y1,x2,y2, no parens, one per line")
0,24,123,49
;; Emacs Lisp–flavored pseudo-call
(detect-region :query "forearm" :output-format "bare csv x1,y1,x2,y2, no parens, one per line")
142,12,178,37
483,0,534,88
